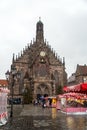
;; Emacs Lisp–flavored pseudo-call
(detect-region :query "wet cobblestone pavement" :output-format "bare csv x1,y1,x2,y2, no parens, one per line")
1,105,87,130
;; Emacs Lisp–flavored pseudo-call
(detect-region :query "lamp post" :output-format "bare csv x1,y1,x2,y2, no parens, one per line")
5,70,10,88
5,65,19,118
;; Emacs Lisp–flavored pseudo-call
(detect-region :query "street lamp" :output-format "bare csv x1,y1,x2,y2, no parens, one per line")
5,65,19,118
5,70,10,92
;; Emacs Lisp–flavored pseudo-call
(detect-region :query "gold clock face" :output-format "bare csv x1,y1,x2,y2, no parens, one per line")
40,51,46,57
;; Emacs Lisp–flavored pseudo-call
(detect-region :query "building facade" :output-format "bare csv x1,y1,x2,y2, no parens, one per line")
67,73,76,86
75,64,87,84
68,64,87,86
9,19,67,101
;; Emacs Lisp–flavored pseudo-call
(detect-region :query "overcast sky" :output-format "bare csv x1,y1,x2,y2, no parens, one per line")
0,0,87,79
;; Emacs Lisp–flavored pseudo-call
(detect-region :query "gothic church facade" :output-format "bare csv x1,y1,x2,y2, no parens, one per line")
10,19,67,100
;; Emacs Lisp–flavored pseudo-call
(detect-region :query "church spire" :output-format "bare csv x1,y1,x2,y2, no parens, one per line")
36,17,44,43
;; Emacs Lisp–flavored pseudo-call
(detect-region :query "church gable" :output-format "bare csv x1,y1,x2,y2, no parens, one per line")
27,42,63,67
14,19,63,68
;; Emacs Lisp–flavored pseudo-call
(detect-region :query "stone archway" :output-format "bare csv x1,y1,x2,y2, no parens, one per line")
36,83,50,97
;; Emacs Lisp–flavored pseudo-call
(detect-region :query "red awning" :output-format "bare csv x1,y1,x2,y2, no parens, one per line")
63,85,80,92
81,83,87,91
63,83,87,93
63,86,69,92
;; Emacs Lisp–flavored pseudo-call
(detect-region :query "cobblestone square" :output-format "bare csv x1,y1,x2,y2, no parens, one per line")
1,105,87,130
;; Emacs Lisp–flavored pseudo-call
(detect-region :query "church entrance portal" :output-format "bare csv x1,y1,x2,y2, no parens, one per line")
36,84,49,99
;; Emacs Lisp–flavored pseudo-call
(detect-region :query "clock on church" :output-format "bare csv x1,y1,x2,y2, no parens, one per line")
40,51,46,57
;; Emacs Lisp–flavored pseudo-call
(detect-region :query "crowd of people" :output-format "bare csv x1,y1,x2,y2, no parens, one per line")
33,97,53,108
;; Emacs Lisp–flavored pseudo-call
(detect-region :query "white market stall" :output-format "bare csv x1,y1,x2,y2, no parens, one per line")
0,88,10,126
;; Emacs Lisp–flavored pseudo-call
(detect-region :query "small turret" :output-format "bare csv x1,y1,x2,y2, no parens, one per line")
63,57,65,66
12,53,15,63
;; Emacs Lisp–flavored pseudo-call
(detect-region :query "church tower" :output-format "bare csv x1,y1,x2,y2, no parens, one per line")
36,18,44,43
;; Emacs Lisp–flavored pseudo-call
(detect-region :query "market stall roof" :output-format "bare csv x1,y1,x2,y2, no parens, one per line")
58,93,87,100
63,83,87,93
0,79,8,87
63,92,87,98
0,88,10,93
